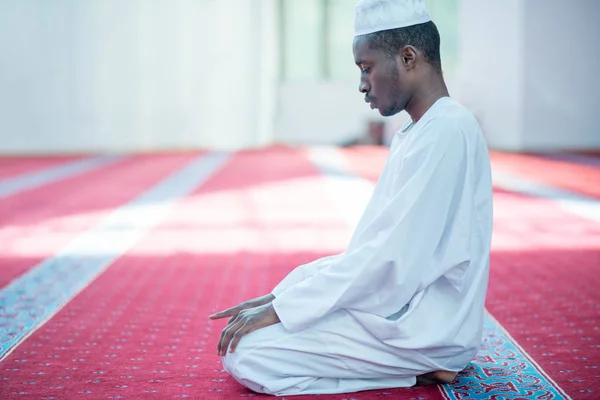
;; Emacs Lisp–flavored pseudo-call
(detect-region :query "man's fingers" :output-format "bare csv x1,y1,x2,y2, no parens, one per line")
217,325,229,356
217,319,238,355
218,319,243,356
217,314,242,355
228,324,253,354
226,323,249,355
210,305,240,320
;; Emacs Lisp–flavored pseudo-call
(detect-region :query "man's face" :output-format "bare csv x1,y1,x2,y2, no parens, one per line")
352,36,409,117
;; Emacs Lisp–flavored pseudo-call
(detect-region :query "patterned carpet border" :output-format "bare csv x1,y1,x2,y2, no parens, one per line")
441,313,570,400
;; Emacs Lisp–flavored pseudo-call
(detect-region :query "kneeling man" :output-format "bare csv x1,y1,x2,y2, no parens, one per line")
210,0,493,395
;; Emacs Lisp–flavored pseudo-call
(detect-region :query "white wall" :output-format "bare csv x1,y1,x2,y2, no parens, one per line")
0,0,278,154
457,0,600,152
522,0,600,151
456,0,526,151
275,75,463,148
3,1,597,153
275,0,379,146
275,82,387,145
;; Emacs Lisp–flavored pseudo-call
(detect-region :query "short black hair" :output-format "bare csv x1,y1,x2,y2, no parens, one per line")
367,21,442,74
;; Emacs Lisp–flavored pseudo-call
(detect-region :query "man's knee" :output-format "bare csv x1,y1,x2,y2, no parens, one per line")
222,347,273,394
222,324,285,378
220,324,319,395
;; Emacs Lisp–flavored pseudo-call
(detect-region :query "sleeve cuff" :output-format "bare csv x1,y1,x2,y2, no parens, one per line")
272,293,311,333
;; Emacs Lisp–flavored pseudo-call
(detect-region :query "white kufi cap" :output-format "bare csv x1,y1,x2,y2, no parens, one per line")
354,0,431,37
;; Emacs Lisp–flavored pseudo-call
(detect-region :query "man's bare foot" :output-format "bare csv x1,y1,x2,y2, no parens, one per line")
432,370,458,383
415,370,458,386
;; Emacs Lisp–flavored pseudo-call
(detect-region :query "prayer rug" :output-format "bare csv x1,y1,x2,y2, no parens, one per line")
0,148,598,399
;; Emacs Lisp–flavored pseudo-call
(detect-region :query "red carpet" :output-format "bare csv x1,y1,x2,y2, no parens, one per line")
0,148,598,399
0,154,197,288
490,151,600,199
0,156,86,180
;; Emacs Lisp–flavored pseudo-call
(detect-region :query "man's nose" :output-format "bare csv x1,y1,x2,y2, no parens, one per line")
359,80,370,94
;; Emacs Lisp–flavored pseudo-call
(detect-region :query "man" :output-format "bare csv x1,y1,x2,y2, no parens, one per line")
209,0,493,395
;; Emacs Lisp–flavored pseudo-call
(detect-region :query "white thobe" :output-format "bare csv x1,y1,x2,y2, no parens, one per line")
223,97,494,396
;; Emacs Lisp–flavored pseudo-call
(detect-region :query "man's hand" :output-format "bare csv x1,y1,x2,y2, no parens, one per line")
209,294,275,324
215,302,280,356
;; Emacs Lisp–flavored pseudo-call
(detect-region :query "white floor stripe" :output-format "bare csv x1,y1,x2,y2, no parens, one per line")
493,170,600,223
0,156,123,199
0,152,231,360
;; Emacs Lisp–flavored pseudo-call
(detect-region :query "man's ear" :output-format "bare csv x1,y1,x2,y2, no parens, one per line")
400,46,418,70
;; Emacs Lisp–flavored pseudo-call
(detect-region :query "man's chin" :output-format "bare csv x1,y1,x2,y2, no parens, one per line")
378,107,399,117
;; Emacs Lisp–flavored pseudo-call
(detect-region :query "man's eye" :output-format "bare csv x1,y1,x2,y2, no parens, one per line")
361,67,371,74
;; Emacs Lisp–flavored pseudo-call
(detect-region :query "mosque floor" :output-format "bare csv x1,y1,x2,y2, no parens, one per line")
0,147,598,399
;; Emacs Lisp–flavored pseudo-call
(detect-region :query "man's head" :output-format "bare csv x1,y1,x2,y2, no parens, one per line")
353,21,442,117
352,0,442,117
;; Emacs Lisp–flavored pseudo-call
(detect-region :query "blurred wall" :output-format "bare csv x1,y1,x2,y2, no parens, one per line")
278,0,600,152
458,0,600,152
275,82,384,145
1,1,597,154
522,0,600,151
273,0,377,146
274,0,460,147
457,0,525,150
0,0,278,154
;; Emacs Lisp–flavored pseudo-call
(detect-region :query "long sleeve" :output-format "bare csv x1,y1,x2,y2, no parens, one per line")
272,119,472,333
271,253,344,296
